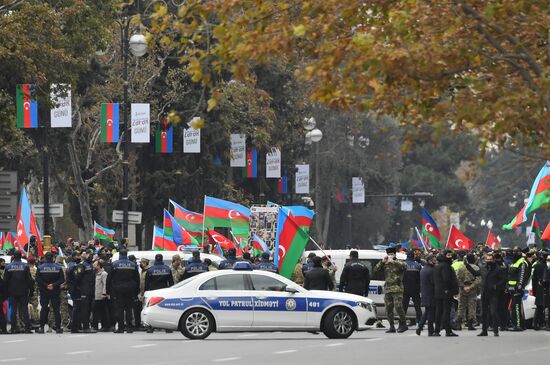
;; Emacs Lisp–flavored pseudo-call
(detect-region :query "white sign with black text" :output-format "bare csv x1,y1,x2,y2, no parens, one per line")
50,84,72,128
131,103,150,143
230,133,246,167
183,128,201,153
295,164,310,194
352,177,365,203
266,148,281,178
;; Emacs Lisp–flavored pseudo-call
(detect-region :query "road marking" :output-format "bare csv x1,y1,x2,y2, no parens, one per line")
66,351,93,355
325,343,344,347
132,344,157,349
238,334,258,337
0,358,26,363
212,357,241,362
407,334,416,337
3,340,26,343
67,334,88,338
274,350,297,355
364,338,383,342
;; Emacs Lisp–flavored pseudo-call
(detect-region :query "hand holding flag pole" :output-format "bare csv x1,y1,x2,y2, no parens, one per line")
414,227,429,253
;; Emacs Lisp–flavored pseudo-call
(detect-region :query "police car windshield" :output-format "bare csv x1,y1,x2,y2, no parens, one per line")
172,276,199,288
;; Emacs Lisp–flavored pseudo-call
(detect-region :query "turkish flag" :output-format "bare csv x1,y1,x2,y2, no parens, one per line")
447,225,474,250
207,229,243,256
485,229,500,249
542,222,550,241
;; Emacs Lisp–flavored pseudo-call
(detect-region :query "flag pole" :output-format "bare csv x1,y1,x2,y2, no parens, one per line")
445,225,453,249
415,226,428,253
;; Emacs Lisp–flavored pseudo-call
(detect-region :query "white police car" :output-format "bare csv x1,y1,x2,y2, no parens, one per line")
142,262,376,339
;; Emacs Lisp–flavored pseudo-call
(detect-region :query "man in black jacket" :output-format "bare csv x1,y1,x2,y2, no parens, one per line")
507,246,529,331
531,251,547,330
145,254,174,291
417,254,436,336
339,250,370,296
107,249,140,333
402,250,423,325
73,250,96,333
304,257,334,291
35,252,65,334
478,252,507,337
3,251,34,333
433,250,459,337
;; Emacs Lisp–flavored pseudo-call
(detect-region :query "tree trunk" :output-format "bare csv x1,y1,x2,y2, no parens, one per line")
68,142,94,240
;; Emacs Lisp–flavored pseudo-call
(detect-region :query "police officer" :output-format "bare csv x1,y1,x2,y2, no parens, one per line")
108,249,140,333
374,247,407,333
339,250,370,296
402,250,423,325
35,252,65,334
507,246,529,331
0,258,7,334
219,248,238,269
254,252,277,273
145,254,174,291
183,251,209,279
66,251,81,333
302,252,316,276
73,250,96,333
3,251,34,333
531,251,547,330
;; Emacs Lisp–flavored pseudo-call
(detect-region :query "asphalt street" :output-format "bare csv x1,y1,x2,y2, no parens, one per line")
1,328,549,365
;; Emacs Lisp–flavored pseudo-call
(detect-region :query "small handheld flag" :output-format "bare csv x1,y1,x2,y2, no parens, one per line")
94,222,115,242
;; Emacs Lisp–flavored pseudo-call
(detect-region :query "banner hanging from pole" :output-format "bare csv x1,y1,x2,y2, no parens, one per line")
295,164,310,194
230,133,246,167
50,84,72,128
266,148,281,178
183,128,201,153
130,103,150,143
352,177,365,203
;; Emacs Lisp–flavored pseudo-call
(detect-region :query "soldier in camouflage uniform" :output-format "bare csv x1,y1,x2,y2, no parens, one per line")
171,255,184,284
27,257,40,327
375,247,408,333
48,256,69,331
456,253,481,330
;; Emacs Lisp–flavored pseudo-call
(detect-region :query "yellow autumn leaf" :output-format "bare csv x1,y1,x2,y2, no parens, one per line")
207,97,217,112
293,24,306,37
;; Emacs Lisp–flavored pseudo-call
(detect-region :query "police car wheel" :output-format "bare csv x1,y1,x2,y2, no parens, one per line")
179,309,214,339
322,308,356,339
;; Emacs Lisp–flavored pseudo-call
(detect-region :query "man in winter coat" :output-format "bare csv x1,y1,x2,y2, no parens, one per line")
433,250,459,337
416,254,436,336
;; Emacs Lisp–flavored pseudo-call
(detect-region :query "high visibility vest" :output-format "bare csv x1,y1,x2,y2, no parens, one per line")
507,257,527,286
452,260,463,272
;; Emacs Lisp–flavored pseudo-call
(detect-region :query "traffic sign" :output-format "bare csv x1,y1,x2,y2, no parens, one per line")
112,210,142,225
0,217,16,232
0,171,17,193
32,203,64,218
0,195,18,216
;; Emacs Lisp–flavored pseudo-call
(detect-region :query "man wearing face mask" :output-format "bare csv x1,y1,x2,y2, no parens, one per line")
73,250,96,333
375,247,408,333
0,258,8,334
417,254,436,336
433,249,459,337
507,246,529,331
478,252,506,336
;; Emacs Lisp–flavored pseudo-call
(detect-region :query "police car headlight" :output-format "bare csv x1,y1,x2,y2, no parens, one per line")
357,302,372,312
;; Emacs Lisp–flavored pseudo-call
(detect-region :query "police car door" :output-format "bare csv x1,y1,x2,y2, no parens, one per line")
198,273,253,330
248,273,308,329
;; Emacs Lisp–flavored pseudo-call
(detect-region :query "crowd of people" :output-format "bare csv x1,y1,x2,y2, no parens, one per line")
1,236,550,338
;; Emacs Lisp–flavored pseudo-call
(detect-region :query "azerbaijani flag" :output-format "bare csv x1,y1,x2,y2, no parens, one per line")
152,226,165,251
401,239,422,251
94,222,115,242
203,196,249,228
532,217,542,239
421,208,441,248
155,119,173,153
164,209,197,246
207,229,242,256
100,103,119,143
336,188,346,203
242,147,258,178
503,162,550,229
2,232,17,252
170,200,205,242
278,176,288,194
252,234,270,255
273,205,314,279
16,186,43,256
16,84,38,128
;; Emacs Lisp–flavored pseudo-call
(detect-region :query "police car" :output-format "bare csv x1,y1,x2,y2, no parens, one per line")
141,262,376,339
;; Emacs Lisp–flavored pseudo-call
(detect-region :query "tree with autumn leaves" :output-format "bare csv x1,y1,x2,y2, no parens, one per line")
152,0,549,158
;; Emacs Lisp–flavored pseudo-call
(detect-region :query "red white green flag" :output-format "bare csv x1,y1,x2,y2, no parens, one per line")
100,103,119,143
16,84,38,128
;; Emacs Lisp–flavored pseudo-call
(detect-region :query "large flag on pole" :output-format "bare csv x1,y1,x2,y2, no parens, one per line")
100,103,119,143
532,217,542,239
485,229,500,249
16,84,38,128
207,229,242,255
169,200,205,242
203,196,249,228
16,186,43,256
94,222,115,242
274,205,315,279
252,234,270,255
421,208,441,248
446,225,474,250
503,162,550,229
2,232,18,252
164,209,197,246
541,222,550,242
152,226,167,251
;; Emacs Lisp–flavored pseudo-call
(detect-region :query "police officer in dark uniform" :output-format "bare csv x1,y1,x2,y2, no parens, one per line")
507,246,529,331
339,250,370,296
107,249,140,333
66,251,81,332
182,251,209,279
254,252,278,273
35,251,65,334
402,250,423,325
145,254,174,291
302,252,316,276
219,248,238,269
73,250,96,333
3,251,34,333
304,257,334,291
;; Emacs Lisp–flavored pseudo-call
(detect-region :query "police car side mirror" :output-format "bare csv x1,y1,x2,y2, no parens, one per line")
284,286,299,294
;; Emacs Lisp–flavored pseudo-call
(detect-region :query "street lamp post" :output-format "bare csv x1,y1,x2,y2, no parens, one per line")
121,17,147,240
